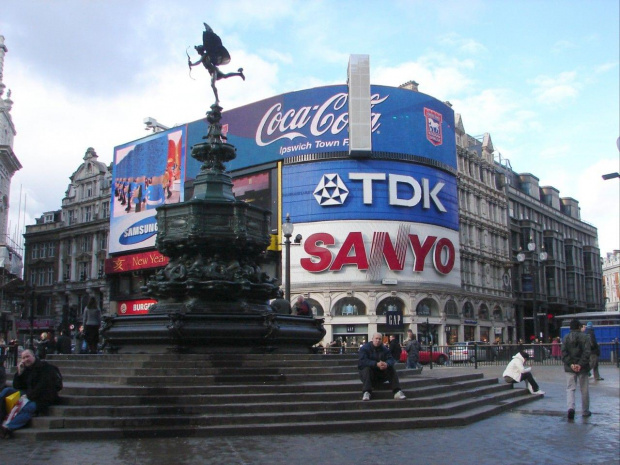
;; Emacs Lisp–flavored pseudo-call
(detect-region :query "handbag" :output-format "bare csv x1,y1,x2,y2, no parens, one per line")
399,348,408,363
2,395,28,427
4,391,20,413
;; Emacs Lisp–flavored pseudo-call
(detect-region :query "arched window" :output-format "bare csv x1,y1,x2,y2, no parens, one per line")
493,306,503,321
334,297,366,316
478,304,489,320
462,302,474,318
445,300,458,317
307,298,324,317
416,298,439,317
376,297,405,316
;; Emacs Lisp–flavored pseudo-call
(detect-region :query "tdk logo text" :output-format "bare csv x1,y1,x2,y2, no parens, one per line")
313,172,446,212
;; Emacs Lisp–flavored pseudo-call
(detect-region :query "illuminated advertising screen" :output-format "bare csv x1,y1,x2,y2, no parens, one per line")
281,159,458,230
116,299,158,316
184,85,456,179
232,171,272,212
290,221,461,287
111,84,455,255
110,128,185,254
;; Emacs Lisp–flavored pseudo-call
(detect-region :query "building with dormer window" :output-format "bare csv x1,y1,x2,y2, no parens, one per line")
22,148,111,333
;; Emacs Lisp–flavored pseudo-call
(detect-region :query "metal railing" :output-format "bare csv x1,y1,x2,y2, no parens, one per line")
422,341,620,369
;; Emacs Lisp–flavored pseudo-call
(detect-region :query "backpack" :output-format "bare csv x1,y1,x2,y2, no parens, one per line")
48,363,63,392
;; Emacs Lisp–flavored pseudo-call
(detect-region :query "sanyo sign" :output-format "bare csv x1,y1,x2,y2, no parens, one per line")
289,222,461,287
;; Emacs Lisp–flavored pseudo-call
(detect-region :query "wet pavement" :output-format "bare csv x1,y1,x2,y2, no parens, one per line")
0,365,617,465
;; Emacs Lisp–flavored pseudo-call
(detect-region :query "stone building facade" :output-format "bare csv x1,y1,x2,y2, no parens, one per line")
23,148,111,333
0,35,23,344
496,159,604,342
603,250,620,312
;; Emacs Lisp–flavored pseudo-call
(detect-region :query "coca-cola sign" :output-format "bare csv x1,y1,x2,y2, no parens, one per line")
183,84,456,175
255,92,388,147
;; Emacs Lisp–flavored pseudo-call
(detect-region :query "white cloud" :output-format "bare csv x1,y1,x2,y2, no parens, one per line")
440,33,488,55
572,158,620,252
551,40,575,53
451,89,538,142
530,71,579,105
595,61,618,74
372,54,475,101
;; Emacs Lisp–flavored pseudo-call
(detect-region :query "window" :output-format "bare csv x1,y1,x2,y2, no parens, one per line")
48,242,55,257
84,205,92,222
334,297,366,316
78,261,90,281
86,182,93,198
478,304,489,320
47,266,54,285
31,244,39,259
376,297,404,316
68,210,76,225
463,302,474,318
80,235,92,253
99,232,108,251
445,300,458,317
102,201,110,218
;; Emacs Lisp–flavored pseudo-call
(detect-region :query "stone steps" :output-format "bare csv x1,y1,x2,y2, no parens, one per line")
8,353,542,440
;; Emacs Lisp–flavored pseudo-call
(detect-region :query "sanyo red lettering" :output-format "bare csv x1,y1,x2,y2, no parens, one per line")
301,231,455,275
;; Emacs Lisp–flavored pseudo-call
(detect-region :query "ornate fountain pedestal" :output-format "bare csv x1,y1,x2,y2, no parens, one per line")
102,105,325,353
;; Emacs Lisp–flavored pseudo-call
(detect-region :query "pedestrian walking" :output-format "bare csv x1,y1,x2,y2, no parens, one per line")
562,318,592,420
82,297,102,354
583,322,603,381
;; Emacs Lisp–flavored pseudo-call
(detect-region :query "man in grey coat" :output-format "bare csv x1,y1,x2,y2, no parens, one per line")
562,318,591,420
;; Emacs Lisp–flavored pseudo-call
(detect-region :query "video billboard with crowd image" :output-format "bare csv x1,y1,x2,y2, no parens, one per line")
109,129,185,254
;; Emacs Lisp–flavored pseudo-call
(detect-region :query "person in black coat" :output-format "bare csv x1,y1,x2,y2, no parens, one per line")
583,322,603,381
388,335,401,362
55,331,72,355
0,349,60,438
358,333,406,401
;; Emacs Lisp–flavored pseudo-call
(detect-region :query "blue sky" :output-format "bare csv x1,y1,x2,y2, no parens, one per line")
1,0,619,253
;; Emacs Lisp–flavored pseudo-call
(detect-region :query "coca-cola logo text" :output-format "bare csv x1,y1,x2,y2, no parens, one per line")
255,93,388,147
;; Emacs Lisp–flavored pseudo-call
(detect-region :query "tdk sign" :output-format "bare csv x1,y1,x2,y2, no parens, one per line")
314,174,350,206
315,172,446,212
283,159,459,231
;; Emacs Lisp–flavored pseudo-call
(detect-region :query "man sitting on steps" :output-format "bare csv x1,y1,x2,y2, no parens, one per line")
0,349,61,439
358,332,406,401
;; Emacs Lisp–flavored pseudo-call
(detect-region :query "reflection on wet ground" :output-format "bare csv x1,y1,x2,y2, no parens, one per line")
1,366,617,465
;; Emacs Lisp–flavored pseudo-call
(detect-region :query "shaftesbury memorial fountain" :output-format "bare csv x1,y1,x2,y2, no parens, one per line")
102,24,325,353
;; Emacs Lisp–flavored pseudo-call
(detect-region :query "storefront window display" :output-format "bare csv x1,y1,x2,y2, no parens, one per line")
376,297,405,316
334,297,366,316
480,326,490,343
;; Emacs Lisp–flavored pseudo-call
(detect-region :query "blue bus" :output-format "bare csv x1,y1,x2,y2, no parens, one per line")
558,312,620,362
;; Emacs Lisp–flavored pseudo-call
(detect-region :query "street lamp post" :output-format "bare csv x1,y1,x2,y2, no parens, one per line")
516,238,547,343
28,285,36,350
282,213,294,303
